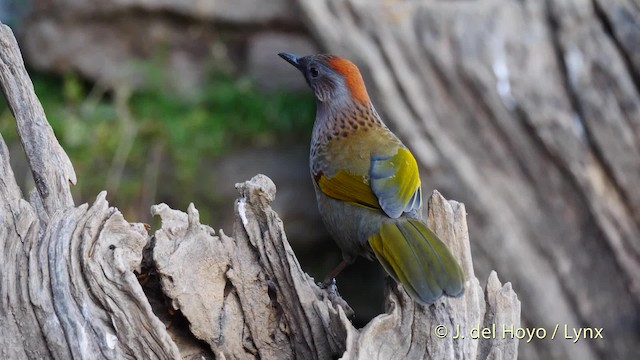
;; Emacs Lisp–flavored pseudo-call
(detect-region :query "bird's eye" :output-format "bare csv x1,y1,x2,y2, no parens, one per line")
309,66,319,78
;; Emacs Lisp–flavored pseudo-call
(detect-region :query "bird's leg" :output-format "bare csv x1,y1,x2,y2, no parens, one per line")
322,260,349,287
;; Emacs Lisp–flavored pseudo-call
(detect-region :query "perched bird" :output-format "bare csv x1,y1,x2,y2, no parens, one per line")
279,52,464,304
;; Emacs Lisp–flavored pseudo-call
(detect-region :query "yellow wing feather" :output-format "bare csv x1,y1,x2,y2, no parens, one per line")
316,147,422,216
316,170,380,210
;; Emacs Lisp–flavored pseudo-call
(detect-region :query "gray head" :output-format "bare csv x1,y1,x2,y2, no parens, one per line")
278,52,371,105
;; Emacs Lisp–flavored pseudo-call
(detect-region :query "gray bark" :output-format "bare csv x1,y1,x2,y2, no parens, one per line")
1,22,519,359
294,0,640,359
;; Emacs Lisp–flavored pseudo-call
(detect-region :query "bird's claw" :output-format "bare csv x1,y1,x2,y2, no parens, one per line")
318,277,336,289
318,278,339,298
316,278,354,317
317,278,337,291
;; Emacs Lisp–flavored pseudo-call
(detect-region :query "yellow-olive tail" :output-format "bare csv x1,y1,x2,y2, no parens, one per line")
368,218,464,304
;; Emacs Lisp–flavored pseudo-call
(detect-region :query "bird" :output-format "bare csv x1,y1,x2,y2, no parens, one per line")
278,52,464,304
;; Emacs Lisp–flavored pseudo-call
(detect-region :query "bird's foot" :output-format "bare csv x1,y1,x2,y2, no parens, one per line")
316,278,355,317
318,277,337,290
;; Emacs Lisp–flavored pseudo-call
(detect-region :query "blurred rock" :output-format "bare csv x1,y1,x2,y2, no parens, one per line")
30,0,298,24
0,0,28,27
19,0,318,93
23,18,143,88
248,32,319,91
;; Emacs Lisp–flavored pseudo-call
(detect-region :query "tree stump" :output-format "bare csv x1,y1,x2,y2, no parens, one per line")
0,22,519,359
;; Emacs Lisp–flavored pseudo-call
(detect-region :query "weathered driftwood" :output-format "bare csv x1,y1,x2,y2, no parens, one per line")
295,0,640,359
1,22,519,359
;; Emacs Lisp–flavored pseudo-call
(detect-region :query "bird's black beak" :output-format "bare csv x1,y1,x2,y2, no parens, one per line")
278,52,303,70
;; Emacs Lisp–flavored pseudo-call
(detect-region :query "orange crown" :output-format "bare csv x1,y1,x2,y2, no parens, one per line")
327,56,370,103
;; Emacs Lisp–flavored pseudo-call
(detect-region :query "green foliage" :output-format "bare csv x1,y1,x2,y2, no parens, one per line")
130,71,313,157
0,69,315,221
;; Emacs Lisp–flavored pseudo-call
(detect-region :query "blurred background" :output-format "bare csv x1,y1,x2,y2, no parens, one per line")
0,0,385,332
1,0,639,359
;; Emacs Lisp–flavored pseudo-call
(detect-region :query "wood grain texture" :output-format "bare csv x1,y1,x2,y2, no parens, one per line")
0,24,76,216
1,21,519,359
0,22,182,359
294,0,640,359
